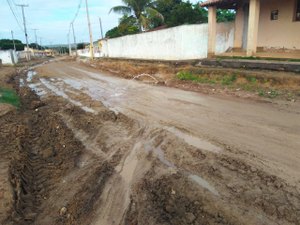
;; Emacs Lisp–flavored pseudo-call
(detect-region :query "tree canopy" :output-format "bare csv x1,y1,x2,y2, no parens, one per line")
110,0,164,31
29,43,45,50
0,39,25,51
161,0,208,27
107,0,236,38
106,15,140,38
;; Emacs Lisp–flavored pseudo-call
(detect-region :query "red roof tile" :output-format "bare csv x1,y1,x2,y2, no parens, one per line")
200,0,224,7
200,0,238,7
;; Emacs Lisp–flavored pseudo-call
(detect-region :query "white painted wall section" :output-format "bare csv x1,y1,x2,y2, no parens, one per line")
78,22,234,60
0,50,18,65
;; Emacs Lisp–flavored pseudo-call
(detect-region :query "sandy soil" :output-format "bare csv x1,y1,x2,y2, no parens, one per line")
0,59,300,224
81,58,300,101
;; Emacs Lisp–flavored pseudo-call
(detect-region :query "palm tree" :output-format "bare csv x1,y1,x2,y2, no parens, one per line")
109,0,164,31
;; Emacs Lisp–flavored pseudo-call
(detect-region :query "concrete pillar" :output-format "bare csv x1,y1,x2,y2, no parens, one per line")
246,0,260,56
234,5,244,49
208,6,217,58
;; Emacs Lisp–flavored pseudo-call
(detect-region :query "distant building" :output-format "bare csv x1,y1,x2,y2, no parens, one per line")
201,0,300,59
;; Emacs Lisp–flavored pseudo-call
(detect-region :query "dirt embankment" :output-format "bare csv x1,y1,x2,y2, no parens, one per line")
0,61,300,224
80,58,300,101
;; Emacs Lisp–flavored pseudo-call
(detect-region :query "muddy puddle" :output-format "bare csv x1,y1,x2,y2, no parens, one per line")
1,61,298,225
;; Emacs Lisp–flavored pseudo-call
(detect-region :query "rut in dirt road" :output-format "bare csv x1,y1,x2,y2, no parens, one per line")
34,61,300,185
1,61,300,225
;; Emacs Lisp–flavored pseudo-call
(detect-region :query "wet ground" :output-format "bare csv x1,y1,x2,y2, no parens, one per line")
0,59,300,224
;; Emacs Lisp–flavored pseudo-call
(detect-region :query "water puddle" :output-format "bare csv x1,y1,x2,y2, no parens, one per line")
165,126,222,153
28,83,47,96
39,78,95,113
189,174,219,196
27,71,37,82
144,141,176,169
154,146,176,168
63,78,84,90
60,77,125,112
19,78,25,87
143,134,219,196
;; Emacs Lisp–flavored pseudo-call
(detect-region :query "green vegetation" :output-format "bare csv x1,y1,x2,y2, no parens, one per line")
109,0,163,31
221,74,237,85
77,43,86,50
246,76,257,84
0,87,20,107
154,0,208,27
29,43,44,50
258,89,280,98
106,15,140,38
177,71,236,85
107,0,236,38
0,39,25,51
176,70,295,99
177,71,214,83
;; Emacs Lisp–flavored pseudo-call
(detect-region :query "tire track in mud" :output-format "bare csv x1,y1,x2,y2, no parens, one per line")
1,81,116,224
2,69,300,225
56,101,300,225
4,87,84,224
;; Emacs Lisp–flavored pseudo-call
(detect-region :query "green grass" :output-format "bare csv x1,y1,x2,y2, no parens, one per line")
176,70,290,99
177,71,215,84
258,89,280,98
0,87,20,107
221,74,237,85
177,71,236,86
246,76,257,84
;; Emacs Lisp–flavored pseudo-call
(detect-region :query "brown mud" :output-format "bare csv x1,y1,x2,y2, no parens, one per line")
81,58,300,101
0,60,299,224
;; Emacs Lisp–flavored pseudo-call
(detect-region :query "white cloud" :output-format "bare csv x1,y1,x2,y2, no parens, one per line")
1,0,200,45
1,0,122,44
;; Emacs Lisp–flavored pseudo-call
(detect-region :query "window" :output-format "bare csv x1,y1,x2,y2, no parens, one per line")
271,10,279,20
295,0,300,21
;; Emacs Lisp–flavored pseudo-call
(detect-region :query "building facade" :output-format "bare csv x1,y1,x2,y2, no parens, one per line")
201,0,300,58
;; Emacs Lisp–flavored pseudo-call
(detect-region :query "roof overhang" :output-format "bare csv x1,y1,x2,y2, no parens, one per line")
200,0,239,9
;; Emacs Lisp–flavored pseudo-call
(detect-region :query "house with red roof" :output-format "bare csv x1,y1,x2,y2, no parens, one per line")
201,0,300,59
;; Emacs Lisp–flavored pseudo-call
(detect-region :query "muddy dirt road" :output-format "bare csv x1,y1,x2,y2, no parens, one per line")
35,61,300,182
1,59,300,224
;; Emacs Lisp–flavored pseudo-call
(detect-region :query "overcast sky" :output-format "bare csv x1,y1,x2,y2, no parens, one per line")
1,0,199,45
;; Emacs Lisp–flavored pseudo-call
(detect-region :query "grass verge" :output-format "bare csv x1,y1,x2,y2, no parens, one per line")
0,87,20,107
176,70,299,100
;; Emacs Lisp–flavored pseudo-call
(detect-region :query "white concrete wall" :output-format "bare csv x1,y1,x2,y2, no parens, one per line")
77,23,234,60
0,50,18,65
216,22,235,54
77,49,102,58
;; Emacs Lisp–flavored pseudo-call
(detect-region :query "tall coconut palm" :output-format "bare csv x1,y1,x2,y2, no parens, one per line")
109,0,164,31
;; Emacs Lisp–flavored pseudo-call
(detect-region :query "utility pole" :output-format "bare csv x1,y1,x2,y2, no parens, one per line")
33,29,38,49
40,37,42,49
16,4,30,60
85,0,94,59
11,30,16,51
67,34,72,56
99,17,103,39
71,22,77,56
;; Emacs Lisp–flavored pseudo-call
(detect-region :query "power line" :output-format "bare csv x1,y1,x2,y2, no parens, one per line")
11,30,16,51
16,4,30,60
67,0,83,56
85,0,94,59
32,28,38,49
6,0,24,32
71,0,83,24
